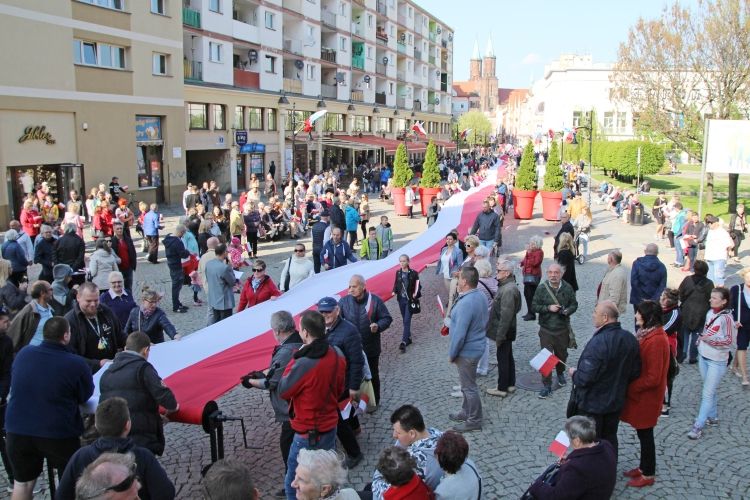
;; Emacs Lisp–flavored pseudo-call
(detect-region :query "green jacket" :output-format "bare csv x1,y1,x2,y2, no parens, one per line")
359,237,382,260
486,275,522,344
531,280,578,332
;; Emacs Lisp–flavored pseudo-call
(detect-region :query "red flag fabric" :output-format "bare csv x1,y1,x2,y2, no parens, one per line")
530,348,561,377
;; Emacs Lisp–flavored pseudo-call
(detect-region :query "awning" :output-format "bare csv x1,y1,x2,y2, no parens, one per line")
328,135,429,154
430,139,457,150
240,143,266,154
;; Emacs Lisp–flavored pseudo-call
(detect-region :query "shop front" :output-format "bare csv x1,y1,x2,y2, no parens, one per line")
0,111,82,224
135,116,165,203
239,142,265,186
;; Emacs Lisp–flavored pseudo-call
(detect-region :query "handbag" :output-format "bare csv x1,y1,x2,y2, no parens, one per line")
409,299,421,314
565,385,579,418
523,274,540,285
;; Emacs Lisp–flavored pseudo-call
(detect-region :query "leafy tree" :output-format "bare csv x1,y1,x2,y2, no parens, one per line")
516,141,537,191
543,141,565,191
420,140,441,188
392,143,413,188
612,0,750,209
457,110,492,145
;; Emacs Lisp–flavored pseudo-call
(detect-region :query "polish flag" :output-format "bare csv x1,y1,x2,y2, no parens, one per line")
548,430,570,458
411,121,427,137
530,348,561,377
339,394,369,419
437,295,445,317
460,128,472,139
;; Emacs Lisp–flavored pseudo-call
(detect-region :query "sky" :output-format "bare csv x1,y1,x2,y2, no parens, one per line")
418,0,700,88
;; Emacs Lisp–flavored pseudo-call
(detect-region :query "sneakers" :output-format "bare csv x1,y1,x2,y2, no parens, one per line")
173,306,188,313
538,386,553,399
687,426,703,439
399,342,406,353
193,300,203,306
557,373,567,386
522,313,536,321
661,406,670,417
452,385,461,391
486,388,508,397
448,413,466,422
452,421,482,433
706,418,719,426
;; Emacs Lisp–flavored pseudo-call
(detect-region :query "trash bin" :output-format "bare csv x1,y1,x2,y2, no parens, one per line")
630,203,644,225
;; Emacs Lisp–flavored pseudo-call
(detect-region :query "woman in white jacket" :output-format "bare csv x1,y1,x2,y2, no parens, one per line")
687,287,736,440
88,237,121,293
279,242,314,292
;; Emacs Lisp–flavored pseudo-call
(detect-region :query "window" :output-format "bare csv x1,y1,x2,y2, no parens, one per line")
367,14,373,27
350,115,371,132
617,112,627,133
377,117,392,133
572,111,582,128
367,46,373,59
265,11,275,29
388,82,394,94
213,105,226,130
307,25,315,40
79,0,124,11
189,103,208,129
152,53,168,75
603,111,614,133
408,6,412,17
340,37,347,52
73,40,126,69
339,2,346,16
209,0,221,13
209,42,222,62
150,0,165,14
286,110,312,131
422,66,426,76
248,107,263,130
234,106,244,129
267,109,277,131
264,55,277,73
407,34,412,45
324,113,345,132
306,64,315,80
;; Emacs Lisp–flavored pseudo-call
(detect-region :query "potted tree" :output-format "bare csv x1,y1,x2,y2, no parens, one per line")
419,140,442,216
512,141,538,219
540,141,565,221
391,143,413,216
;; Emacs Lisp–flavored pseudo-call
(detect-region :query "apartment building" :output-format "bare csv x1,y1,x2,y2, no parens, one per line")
0,0,186,224
182,0,455,192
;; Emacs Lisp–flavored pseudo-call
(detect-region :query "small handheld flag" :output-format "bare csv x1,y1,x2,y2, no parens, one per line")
530,348,562,377
411,121,426,137
437,295,445,317
548,430,570,458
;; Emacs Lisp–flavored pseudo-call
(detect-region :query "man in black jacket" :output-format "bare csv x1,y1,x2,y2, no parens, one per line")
310,211,331,274
33,225,55,283
569,300,640,456
163,225,190,313
99,332,179,456
54,224,85,271
111,222,137,293
330,196,346,231
57,397,175,500
65,282,125,373
318,296,366,468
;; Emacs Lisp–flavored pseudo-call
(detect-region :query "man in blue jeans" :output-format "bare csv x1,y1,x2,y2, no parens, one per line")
163,225,189,313
279,310,346,499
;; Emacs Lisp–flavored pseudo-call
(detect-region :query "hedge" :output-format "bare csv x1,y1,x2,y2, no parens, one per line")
562,140,664,183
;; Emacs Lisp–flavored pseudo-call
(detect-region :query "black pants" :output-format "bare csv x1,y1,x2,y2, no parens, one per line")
580,411,622,458
247,231,258,257
636,427,656,476
169,266,184,310
360,220,369,240
313,249,322,274
496,341,516,391
146,235,159,263
538,328,568,386
336,405,361,459
348,230,357,248
523,283,538,314
366,353,381,405
280,420,294,472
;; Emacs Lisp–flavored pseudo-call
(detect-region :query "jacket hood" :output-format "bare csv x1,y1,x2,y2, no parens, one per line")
108,350,146,373
92,248,112,258
93,436,136,454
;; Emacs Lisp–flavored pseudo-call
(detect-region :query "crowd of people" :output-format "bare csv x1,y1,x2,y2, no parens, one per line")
0,146,747,500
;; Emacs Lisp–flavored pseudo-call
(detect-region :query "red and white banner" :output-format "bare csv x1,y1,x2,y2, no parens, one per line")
88,165,504,424
530,348,561,377
548,430,570,458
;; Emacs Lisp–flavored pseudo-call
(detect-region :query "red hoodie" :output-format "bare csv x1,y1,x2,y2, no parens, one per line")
383,473,434,500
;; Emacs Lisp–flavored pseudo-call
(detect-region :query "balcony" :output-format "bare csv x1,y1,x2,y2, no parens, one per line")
321,48,336,63
283,78,302,93
397,70,405,81
321,83,338,99
375,92,386,105
427,103,435,112
182,7,201,28
283,0,303,13
414,49,422,60
429,32,437,42
398,13,407,25
321,9,337,27
351,23,364,38
397,42,406,54
376,30,388,43
183,60,202,81
376,63,387,75
352,59,365,71
376,1,388,16
232,19,258,44
234,68,259,89
284,39,303,56
441,39,448,48
413,99,421,111
429,55,436,65
351,90,364,102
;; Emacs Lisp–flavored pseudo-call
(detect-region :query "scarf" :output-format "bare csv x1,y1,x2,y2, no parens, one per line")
251,276,263,291
635,325,656,342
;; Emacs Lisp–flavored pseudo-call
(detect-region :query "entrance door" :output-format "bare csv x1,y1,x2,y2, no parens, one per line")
8,165,69,220
136,145,164,203
236,156,247,191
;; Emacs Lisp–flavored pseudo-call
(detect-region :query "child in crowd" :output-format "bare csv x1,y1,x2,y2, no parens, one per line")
376,215,394,258
189,270,203,306
360,227,383,260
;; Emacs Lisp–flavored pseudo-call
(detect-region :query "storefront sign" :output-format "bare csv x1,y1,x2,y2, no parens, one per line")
239,143,265,154
135,116,162,141
18,126,56,145
235,130,248,146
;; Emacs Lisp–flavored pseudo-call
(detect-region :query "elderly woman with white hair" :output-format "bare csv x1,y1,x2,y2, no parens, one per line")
291,449,359,500
1,229,28,285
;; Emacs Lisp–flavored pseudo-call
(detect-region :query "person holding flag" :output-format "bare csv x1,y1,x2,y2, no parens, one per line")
392,254,422,353
531,263,578,399
568,300,641,458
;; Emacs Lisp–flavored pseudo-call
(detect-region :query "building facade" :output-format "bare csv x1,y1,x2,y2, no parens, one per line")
0,0,186,224
182,0,455,193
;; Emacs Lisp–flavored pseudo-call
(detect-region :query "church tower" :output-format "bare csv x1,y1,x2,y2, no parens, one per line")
469,40,481,81
480,35,498,113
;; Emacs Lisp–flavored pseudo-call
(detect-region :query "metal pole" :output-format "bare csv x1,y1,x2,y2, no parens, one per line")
588,111,593,206
636,146,641,193
698,119,710,218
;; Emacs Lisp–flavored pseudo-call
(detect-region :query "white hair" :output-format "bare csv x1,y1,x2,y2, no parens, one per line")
296,449,348,489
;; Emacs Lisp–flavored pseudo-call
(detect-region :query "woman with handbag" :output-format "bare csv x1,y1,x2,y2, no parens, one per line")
520,236,544,321
660,289,682,416
555,233,579,292
729,267,750,387
620,300,670,487
393,254,421,353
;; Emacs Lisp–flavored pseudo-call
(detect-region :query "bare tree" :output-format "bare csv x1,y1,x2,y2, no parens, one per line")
612,0,750,208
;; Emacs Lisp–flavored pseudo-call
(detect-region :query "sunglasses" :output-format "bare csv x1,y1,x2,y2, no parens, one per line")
294,249,305,253
252,268,264,272
80,464,138,499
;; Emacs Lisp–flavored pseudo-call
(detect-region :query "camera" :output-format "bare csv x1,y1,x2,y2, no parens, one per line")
558,308,570,317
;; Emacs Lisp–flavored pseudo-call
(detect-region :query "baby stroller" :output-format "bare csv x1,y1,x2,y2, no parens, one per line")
573,227,589,264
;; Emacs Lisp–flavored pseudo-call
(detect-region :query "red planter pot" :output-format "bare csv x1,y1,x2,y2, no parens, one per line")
512,189,538,220
540,191,563,221
419,187,442,216
391,187,409,216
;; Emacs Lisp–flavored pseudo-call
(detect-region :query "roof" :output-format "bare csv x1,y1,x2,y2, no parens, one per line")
485,35,495,58
452,81,479,97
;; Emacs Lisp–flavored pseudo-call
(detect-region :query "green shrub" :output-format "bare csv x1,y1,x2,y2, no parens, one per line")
392,143,413,188
543,141,565,191
515,141,537,191
420,140,441,188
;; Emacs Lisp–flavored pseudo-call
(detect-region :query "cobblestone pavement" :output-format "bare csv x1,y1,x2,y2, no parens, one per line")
8,191,750,499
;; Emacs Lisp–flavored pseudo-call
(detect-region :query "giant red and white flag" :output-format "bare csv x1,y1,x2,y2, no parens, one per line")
530,348,561,377
548,430,570,458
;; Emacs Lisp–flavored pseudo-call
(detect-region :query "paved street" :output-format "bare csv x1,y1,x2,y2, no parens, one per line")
8,191,750,499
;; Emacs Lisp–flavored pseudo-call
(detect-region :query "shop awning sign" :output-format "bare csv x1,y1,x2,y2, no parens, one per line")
135,116,162,141
240,143,265,154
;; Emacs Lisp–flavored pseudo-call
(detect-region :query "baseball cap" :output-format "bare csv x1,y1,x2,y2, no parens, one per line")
317,296,338,312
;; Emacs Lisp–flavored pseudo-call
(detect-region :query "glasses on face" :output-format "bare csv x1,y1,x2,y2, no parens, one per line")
104,239,112,243
294,249,305,253
252,268,264,273
466,243,473,248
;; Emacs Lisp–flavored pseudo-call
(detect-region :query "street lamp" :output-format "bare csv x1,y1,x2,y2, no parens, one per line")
279,93,298,174
573,110,595,205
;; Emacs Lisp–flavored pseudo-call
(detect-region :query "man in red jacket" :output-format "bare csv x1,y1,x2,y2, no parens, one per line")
279,310,346,499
